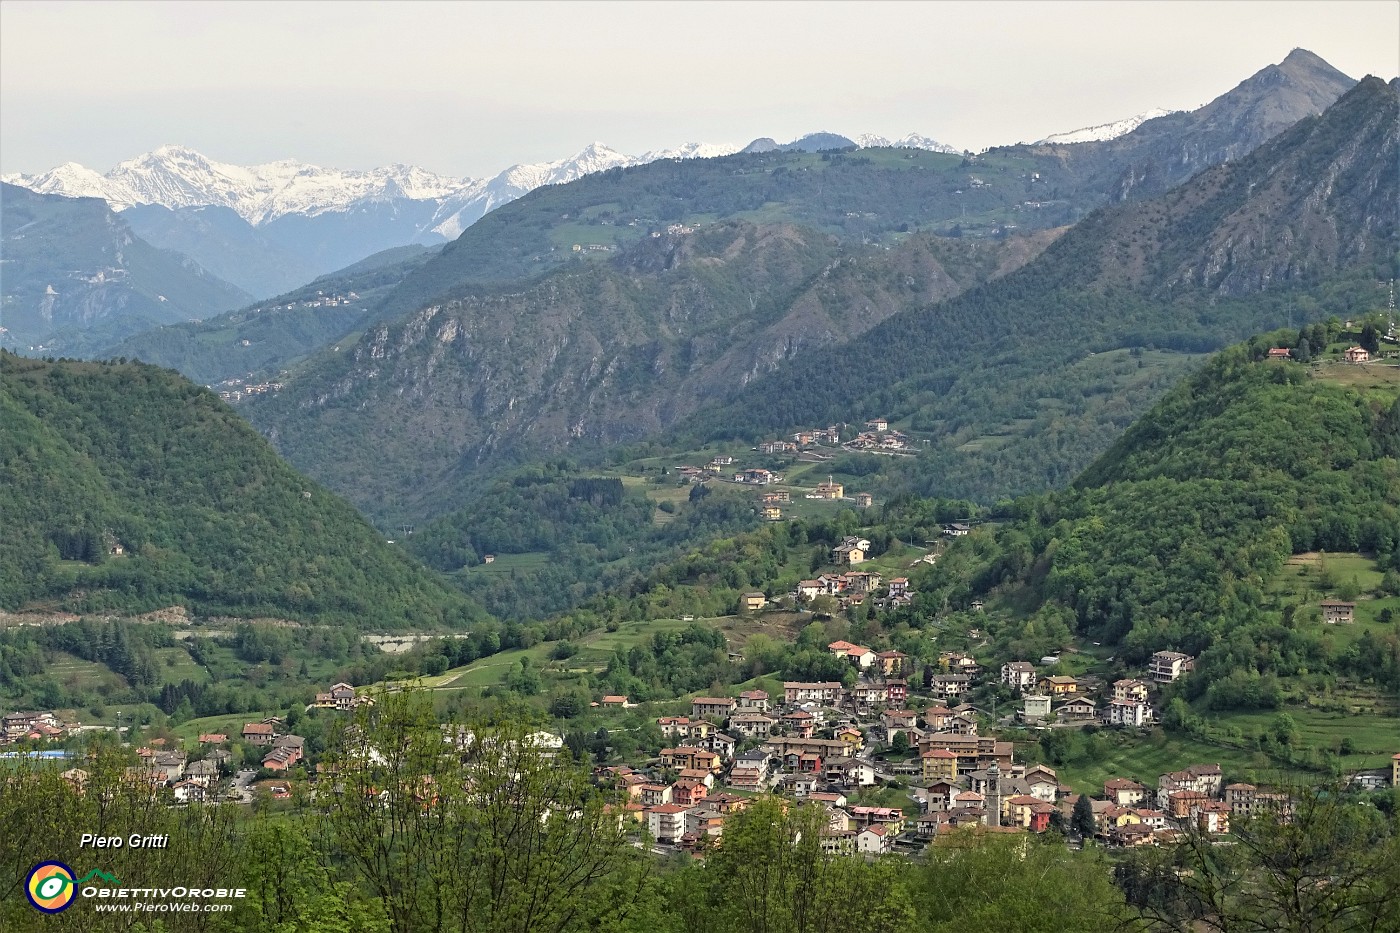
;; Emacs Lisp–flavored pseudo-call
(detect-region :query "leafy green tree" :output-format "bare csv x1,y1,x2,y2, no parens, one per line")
319,688,647,933
920,832,1127,933
1360,323,1380,354
1122,785,1400,932
676,797,916,933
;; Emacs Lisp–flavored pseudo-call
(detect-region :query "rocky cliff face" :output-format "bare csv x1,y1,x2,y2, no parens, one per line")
1074,76,1398,298
1022,48,1358,204
249,223,1056,522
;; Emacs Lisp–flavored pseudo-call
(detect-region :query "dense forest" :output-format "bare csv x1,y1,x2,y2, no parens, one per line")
903,333,1400,695
0,353,486,628
407,467,764,619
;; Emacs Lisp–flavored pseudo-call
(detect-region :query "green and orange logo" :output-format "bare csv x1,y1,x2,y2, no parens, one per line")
25,862,76,913
24,863,123,913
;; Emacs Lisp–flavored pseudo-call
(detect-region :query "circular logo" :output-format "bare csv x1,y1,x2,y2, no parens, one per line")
26,862,77,913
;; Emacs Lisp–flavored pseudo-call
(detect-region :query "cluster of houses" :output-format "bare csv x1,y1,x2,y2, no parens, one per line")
128,738,234,803
216,377,285,403
588,635,1345,854
790,426,843,447
3,685,366,799
789,566,913,611
843,419,914,453
1,710,71,744
240,720,308,771
601,674,1168,852
312,681,372,712
1000,651,1196,728
1266,345,1375,363
1065,766,1282,845
596,651,1400,855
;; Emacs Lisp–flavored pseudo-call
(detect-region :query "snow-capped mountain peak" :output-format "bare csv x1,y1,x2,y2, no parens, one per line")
639,141,743,161
5,129,965,243
6,161,113,201
853,133,960,154
1037,108,1177,145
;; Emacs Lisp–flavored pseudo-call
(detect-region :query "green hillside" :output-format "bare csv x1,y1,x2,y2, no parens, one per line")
917,332,1399,675
249,223,1055,523
0,352,487,628
682,76,1399,503
100,243,441,386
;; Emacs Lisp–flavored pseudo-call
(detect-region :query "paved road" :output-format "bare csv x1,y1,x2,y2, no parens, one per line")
230,769,257,803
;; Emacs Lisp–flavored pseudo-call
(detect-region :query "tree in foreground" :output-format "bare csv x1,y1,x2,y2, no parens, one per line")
919,829,1129,933
667,796,916,933
1116,784,1400,933
319,688,649,933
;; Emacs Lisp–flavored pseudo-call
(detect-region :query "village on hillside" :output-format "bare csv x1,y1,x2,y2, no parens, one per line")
5,629,1399,858
587,640,1399,855
667,417,928,523
0,682,373,804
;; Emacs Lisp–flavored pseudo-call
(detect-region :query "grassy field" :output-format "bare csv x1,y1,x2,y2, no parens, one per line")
1211,705,1400,768
172,711,284,745
45,652,125,692
423,617,702,694
153,646,212,685
1267,551,1398,646
1052,731,1298,795
1309,358,1400,402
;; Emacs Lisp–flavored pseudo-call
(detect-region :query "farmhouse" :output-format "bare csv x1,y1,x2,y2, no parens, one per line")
1321,600,1355,624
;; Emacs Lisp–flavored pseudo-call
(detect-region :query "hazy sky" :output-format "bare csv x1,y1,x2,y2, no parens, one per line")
2,0,1397,178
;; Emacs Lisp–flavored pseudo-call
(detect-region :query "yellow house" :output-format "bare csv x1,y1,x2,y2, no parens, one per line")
762,506,782,520
1004,795,1040,828
814,480,844,500
921,748,958,782
1108,808,1143,829
836,727,863,753
742,592,767,611
1044,676,1079,696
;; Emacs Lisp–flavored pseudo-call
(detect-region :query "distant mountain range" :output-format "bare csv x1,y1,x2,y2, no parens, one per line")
1037,108,1178,144
1,135,956,299
1,48,1366,399
5,48,1350,322
247,69,1396,526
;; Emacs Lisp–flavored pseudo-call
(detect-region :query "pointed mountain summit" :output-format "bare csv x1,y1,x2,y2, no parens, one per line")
1030,48,1357,202
684,73,1397,499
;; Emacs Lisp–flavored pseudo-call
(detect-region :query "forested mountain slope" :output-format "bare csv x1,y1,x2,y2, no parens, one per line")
0,183,249,353
99,244,440,386
683,75,1399,502
0,352,486,627
249,223,1057,523
909,333,1400,693
378,50,1353,313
